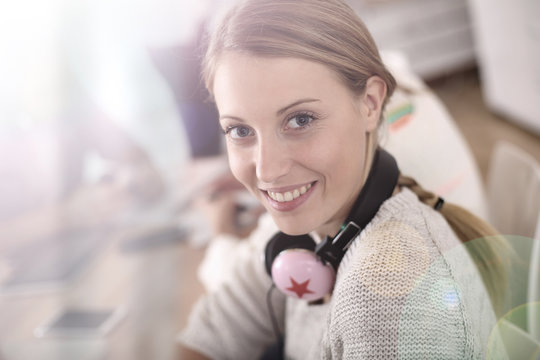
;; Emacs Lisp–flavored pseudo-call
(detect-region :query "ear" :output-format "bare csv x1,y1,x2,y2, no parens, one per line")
361,76,387,132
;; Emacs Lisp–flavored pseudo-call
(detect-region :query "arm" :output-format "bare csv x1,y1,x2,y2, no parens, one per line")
178,345,211,360
178,214,285,360
195,171,264,239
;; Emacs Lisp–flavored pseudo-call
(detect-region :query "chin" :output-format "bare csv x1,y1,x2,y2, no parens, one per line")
271,215,314,236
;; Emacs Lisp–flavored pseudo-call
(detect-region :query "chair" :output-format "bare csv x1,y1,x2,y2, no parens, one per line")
485,141,540,356
528,213,540,341
486,141,540,239
381,50,488,220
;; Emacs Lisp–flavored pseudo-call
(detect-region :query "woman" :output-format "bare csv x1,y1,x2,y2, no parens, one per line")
179,0,509,358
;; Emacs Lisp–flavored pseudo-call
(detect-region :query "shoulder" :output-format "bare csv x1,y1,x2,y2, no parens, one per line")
335,188,457,307
323,189,477,358
339,187,458,278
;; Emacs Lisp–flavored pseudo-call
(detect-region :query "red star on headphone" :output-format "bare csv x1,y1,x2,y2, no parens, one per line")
286,277,315,299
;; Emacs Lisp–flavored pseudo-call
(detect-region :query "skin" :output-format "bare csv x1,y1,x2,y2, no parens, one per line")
195,171,265,238
212,53,387,238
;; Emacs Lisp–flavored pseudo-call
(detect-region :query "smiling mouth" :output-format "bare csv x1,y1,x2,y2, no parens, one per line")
266,183,312,203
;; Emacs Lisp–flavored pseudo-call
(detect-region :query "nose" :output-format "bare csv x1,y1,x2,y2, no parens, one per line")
255,136,291,184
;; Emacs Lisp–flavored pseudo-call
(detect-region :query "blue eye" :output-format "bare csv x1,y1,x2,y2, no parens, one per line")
287,113,314,129
225,125,254,140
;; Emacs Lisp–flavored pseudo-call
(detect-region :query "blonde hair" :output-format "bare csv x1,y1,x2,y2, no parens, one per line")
202,0,510,317
203,0,396,110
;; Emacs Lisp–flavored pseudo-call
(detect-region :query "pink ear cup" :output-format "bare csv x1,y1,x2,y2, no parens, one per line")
271,249,336,301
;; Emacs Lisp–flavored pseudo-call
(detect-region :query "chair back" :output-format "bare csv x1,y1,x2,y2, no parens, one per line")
486,141,540,347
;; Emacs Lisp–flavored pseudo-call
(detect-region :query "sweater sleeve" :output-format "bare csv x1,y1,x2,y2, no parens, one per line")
178,215,285,360
322,218,474,359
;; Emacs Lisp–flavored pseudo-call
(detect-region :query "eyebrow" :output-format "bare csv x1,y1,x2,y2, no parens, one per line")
276,98,320,116
219,98,321,123
219,114,244,123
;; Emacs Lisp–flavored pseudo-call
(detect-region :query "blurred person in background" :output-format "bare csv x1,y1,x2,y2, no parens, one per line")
0,2,185,247
0,0,197,289
0,107,165,246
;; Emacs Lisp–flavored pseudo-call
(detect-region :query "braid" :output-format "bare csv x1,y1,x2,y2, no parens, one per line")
398,175,440,209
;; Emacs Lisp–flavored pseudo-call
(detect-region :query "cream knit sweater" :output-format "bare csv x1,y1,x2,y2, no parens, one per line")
179,188,503,359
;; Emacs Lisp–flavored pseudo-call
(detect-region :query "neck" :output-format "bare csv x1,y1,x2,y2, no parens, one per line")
313,148,400,269
316,134,378,238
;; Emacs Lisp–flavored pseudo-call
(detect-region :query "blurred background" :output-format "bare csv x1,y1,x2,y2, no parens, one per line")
0,0,539,359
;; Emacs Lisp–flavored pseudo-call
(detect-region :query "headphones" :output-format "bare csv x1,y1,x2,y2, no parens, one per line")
263,148,400,301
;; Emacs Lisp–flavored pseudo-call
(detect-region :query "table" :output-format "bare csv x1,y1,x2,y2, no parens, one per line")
0,158,227,360
0,220,207,360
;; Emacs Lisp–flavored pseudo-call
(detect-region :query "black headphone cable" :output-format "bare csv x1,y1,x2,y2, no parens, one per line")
266,284,282,339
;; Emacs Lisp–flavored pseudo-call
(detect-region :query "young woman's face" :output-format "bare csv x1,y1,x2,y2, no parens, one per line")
213,54,380,237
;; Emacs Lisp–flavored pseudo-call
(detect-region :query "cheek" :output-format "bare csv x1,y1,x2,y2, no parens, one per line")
227,147,253,186
316,128,364,163
318,132,366,186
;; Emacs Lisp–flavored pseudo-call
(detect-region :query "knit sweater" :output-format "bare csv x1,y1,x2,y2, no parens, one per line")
179,188,502,359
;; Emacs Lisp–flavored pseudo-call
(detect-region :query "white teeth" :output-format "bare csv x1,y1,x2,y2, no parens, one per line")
267,183,312,202
284,192,293,201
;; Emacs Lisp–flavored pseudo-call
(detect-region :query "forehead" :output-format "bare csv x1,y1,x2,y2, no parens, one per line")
212,53,353,115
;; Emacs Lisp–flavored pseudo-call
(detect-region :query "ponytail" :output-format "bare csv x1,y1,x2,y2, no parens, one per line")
398,174,511,317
